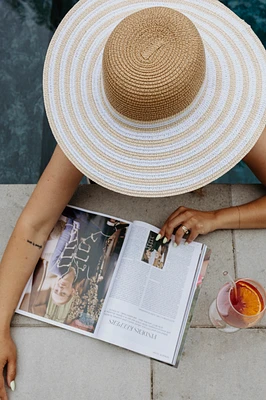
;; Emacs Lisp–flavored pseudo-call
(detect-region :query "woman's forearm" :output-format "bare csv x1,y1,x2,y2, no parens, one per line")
0,217,49,331
215,195,266,230
160,193,266,244
0,145,83,331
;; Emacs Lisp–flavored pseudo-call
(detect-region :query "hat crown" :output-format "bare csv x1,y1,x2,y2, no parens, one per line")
102,7,206,121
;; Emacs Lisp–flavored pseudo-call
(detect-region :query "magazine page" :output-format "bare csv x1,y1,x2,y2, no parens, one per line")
97,221,205,363
16,275,33,312
173,249,211,366
16,205,130,338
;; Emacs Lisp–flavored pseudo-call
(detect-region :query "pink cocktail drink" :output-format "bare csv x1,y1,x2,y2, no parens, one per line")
216,279,266,329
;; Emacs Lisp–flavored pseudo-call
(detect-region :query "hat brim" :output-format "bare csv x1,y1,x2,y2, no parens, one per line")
43,0,266,197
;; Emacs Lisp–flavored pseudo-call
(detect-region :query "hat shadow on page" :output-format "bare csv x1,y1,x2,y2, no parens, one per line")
43,1,266,197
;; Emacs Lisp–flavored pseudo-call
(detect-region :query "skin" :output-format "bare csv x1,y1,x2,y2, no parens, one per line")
159,126,266,245
0,127,266,398
51,268,76,306
0,146,83,400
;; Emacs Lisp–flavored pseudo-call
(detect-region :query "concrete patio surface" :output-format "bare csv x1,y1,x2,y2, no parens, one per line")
1,183,266,400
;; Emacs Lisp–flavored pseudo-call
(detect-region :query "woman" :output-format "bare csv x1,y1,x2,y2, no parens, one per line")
158,129,266,244
1,1,266,398
1,136,266,397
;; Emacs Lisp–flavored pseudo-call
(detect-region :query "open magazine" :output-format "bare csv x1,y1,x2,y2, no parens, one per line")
17,205,210,366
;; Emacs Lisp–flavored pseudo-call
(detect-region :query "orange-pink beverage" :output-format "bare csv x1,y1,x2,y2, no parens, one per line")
216,279,265,329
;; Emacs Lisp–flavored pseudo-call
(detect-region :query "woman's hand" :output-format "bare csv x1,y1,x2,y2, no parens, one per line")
0,146,83,400
0,332,16,400
159,206,218,245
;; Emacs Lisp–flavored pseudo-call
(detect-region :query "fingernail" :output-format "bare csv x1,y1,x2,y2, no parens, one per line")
173,242,177,247
185,241,189,245
163,237,168,244
10,380,16,391
155,234,161,241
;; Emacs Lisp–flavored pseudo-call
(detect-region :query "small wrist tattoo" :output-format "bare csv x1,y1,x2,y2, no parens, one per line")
27,240,42,250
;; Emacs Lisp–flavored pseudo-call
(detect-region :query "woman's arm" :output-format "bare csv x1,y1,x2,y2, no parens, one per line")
0,145,83,399
159,126,266,245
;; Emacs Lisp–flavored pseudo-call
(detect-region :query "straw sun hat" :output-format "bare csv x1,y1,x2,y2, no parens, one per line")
43,0,266,197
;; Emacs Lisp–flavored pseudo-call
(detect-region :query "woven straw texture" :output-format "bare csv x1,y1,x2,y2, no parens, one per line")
43,0,266,197
103,7,205,121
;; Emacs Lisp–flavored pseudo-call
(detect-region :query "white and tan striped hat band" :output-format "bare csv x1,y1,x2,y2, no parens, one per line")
43,0,266,197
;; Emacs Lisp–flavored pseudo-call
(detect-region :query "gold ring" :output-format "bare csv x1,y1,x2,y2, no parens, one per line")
181,225,190,235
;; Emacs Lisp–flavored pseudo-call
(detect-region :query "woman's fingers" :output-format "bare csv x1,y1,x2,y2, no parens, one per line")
173,224,190,245
160,208,193,240
0,370,8,400
0,336,17,400
186,227,200,244
174,222,200,245
158,206,216,245
7,353,17,391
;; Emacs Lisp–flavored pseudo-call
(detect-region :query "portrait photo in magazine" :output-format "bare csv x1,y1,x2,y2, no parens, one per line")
19,206,129,334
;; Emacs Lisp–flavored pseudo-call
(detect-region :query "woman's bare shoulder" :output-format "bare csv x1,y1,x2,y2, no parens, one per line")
243,126,266,185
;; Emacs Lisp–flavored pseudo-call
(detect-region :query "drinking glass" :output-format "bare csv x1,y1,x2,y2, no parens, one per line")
209,278,266,333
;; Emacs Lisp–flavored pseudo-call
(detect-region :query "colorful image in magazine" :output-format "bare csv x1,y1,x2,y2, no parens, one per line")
141,231,169,270
19,206,129,333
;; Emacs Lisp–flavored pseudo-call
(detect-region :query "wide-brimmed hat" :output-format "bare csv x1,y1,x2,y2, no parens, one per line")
43,0,266,197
